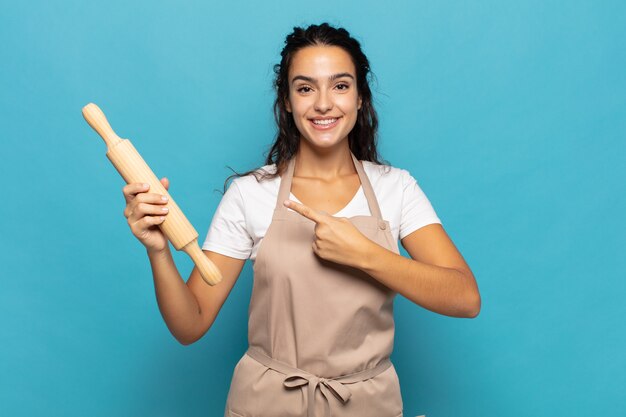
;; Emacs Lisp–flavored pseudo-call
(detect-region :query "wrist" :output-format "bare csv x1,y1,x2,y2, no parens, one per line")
147,245,171,260
356,238,378,272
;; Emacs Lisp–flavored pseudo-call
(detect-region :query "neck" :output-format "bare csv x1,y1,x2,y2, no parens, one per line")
293,139,356,181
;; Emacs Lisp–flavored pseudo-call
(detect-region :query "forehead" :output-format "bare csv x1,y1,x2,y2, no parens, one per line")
288,45,356,80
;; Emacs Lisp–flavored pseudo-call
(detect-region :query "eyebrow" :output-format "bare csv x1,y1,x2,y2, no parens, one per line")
291,72,355,84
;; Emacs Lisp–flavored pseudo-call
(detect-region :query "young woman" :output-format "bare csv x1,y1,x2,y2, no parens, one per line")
122,23,480,417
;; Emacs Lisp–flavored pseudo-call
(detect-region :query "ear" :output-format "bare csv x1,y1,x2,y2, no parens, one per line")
285,97,292,113
358,96,362,110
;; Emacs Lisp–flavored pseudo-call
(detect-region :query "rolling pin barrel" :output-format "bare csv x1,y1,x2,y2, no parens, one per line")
82,103,222,285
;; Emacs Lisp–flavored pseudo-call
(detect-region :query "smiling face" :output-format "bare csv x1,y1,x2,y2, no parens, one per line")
285,45,362,151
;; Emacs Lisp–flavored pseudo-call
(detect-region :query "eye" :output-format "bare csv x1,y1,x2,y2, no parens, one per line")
297,86,312,93
336,83,350,90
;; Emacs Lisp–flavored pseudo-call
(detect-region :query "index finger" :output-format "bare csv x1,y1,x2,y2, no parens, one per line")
122,182,149,203
283,200,326,223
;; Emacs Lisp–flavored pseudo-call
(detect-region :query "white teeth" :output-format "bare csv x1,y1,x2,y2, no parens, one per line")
312,118,337,125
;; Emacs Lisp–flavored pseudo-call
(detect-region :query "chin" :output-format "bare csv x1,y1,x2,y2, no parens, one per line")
303,136,347,150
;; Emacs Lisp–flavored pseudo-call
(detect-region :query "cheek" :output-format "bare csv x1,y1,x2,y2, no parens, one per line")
337,94,360,111
290,100,310,118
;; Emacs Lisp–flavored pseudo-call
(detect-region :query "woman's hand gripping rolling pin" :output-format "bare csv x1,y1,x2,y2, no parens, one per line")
283,199,375,270
123,177,171,254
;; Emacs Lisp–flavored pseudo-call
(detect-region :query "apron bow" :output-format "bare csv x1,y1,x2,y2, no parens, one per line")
244,347,392,417
283,372,352,417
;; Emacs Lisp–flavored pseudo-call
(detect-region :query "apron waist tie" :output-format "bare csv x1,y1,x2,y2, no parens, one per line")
245,347,392,417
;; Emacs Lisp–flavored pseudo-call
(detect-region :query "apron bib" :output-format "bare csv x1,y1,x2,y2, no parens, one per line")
225,152,403,417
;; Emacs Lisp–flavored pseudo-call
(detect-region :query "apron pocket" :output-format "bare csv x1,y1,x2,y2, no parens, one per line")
225,353,306,417
329,363,404,417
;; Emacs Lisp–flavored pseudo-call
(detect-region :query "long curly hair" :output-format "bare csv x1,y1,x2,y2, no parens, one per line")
222,22,387,192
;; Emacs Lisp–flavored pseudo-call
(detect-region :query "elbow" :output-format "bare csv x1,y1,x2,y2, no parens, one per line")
464,293,481,318
175,322,212,346
175,333,195,346
178,337,195,346
174,328,205,346
444,294,481,319
176,334,200,346
459,270,481,318
174,312,213,346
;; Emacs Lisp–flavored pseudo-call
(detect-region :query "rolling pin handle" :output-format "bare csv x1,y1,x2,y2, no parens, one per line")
183,241,223,286
82,103,123,148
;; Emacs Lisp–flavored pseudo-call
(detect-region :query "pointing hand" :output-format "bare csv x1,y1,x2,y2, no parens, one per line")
283,199,373,269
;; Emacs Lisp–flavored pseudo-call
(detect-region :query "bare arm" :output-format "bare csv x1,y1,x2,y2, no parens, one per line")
360,224,480,318
147,247,245,345
122,178,246,345
283,200,480,318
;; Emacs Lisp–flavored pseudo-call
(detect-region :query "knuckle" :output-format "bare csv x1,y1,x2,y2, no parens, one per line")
125,183,142,196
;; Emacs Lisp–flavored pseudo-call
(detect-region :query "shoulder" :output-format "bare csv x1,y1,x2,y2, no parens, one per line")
228,163,280,203
232,163,278,187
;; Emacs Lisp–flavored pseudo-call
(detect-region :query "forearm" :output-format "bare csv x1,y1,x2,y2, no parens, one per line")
359,242,480,318
147,246,202,344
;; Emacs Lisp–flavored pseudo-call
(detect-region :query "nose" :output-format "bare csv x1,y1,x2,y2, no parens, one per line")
314,89,333,113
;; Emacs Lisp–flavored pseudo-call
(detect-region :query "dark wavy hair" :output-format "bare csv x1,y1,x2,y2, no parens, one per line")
222,22,388,193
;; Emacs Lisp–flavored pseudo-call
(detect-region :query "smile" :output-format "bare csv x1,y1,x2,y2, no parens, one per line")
309,117,340,130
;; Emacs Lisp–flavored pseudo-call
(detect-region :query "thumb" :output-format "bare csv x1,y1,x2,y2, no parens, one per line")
160,177,169,190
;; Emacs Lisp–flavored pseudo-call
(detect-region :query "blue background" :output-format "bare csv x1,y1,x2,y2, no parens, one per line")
1,1,624,416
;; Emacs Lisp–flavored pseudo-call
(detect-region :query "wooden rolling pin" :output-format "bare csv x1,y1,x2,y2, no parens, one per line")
82,103,222,286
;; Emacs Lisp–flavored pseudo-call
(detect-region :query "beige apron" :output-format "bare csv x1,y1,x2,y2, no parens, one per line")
225,151,404,417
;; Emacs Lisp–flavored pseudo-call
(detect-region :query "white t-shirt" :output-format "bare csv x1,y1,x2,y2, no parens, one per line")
202,160,442,262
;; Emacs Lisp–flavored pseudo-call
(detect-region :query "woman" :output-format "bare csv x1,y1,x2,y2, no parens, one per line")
122,23,480,417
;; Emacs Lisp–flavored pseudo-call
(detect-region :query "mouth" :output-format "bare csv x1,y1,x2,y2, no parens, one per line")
309,117,341,130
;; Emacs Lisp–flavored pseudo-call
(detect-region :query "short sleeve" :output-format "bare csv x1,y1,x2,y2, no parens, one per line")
399,169,442,239
201,180,252,259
